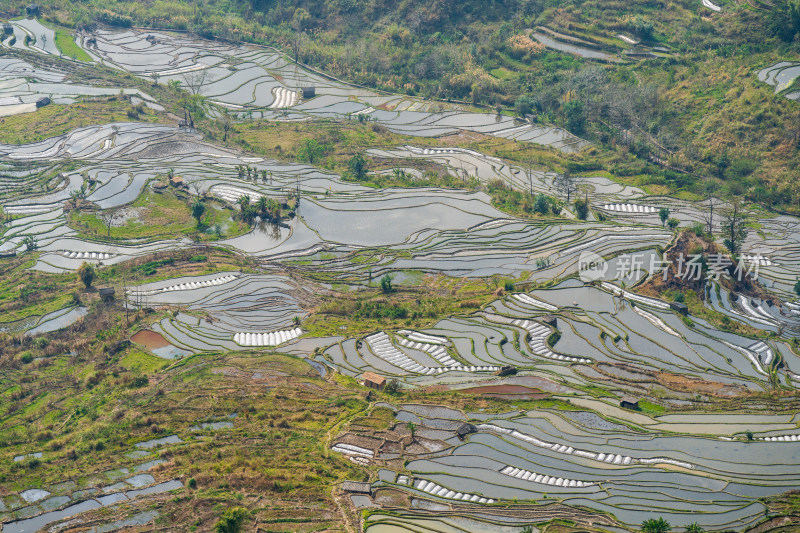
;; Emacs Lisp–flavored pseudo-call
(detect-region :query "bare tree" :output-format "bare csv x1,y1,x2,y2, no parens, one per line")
100,210,117,238
721,200,748,255
526,159,534,197
705,198,716,236
554,169,578,203
220,109,232,141
704,179,720,236
123,271,129,324
292,8,310,63
181,68,209,95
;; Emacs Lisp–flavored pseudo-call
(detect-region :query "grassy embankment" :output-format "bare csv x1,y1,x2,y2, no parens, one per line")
68,188,251,242
9,0,800,212
53,27,92,61
0,99,163,144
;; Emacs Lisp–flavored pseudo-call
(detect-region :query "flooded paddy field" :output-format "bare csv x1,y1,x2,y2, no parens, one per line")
338,403,800,531
759,61,800,100
0,19,799,533
80,28,587,152
318,278,796,395
129,273,308,353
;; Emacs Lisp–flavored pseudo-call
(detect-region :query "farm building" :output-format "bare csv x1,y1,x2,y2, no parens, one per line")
541,314,558,327
362,372,386,390
620,397,640,410
456,423,477,440
670,301,689,315
496,365,517,377
99,287,115,301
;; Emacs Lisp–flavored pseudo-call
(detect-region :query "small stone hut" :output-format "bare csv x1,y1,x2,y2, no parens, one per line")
620,397,640,410
670,301,689,315
99,287,115,301
456,423,477,440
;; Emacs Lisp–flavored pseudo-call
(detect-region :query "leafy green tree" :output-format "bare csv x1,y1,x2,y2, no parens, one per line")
771,0,800,41
22,235,38,251
237,194,251,213
380,274,393,293
534,194,550,214
256,196,269,217
297,138,323,164
685,523,705,533
384,379,400,394
667,218,680,230
268,198,281,218
348,152,368,180
562,100,585,135
214,507,250,533
236,194,257,223
574,198,589,220
794,278,800,296
77,262,96,289
293,8,311,31
177,93,205,127
514,94,536,117
191,199,206,226
630,16,654,40
659,207,670,226
641,517,671,533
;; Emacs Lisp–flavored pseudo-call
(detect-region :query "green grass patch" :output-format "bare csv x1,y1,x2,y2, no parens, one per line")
67,189,249,242
638,400,666,416
54,30,92,62
0,99,163,145
0,292,75,324
119,349,167,373
0,259,81,324
490,67,517,80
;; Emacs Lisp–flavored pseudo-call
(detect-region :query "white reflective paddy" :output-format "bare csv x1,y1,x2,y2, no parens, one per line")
370,403,800,530
80,28,587,151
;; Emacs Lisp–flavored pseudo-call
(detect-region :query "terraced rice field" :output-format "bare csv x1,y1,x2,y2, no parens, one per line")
361,403,800,530
1,433,184,533
319,276,797,393
80,28,588,151
758,61,800,100
0,22,799,532
0,54,157,116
